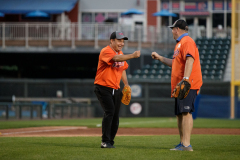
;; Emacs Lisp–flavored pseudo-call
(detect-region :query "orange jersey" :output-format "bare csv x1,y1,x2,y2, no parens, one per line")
171,35,202,96
94,45,128,89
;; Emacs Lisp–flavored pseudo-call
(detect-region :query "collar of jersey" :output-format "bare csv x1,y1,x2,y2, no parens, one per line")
176,33,188,43
109,45,119,54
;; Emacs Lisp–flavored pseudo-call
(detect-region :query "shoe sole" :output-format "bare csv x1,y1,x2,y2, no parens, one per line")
101,145,115,148
170,148,193,151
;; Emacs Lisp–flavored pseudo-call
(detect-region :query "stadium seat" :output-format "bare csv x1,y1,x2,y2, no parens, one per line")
131,37,230,81
152,59,160,65
151,64,158,69
127,74,132,79
143,64,151,69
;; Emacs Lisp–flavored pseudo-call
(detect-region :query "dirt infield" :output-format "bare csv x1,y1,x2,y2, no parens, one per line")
0,127,240,137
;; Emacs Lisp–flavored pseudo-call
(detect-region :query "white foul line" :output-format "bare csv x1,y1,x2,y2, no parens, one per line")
96,119,177,127
1,127,87,135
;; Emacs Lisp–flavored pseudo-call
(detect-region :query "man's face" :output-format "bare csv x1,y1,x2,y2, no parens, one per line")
171,27,178,40
111,39,124,52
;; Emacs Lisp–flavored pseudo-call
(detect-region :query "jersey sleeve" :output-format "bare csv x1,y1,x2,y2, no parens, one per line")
101,49,115,65
123,61,129,70
182,41,196,61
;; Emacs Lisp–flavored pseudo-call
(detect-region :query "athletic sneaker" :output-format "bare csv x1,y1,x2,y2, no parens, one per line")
101,142,115,148
170,143,182,151
174,142,182,147
171,144,193,151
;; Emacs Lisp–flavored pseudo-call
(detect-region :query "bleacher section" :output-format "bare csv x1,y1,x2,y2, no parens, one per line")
129,38,231,81
197,38,230,80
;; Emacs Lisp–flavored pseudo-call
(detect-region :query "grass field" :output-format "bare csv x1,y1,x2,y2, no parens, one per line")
0,118,240,160
0,135,240,160
0,117,240,129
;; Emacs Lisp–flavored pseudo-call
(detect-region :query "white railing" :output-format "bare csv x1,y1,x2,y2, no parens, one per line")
0,22,231,49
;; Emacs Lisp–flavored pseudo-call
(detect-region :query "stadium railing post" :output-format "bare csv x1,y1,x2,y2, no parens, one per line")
70,105,73,118
25,23,29,49
47,104,51,119
124,26,128,50
151,26,155,50
144,83,149,117
6,105,9,120
61,105,64,119
53,104,55,118
94,23,99,49
2,23,5,49
71,23,76,49
19,105,22,119
137,26,142,50
30,105,33,119
48,23,52,49
78,105,81,118
39,105,42,119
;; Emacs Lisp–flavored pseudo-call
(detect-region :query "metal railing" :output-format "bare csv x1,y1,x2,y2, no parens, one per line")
0,102,94,120
0,22,231,49
0,78,233,118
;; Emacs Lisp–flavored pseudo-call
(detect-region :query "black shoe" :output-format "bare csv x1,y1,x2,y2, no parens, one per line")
101,142,115,148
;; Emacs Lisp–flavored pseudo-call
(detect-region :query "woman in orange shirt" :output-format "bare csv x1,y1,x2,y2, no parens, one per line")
151,19,202,151
94,31,140,148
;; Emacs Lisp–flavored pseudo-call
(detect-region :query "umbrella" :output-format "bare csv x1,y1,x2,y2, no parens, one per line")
26,10,49,17
121,8,144,16
0,12,4,17
153,9,177,17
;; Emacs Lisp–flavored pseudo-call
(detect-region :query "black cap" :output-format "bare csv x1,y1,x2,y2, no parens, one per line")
168,19,188,31
110,31,128,40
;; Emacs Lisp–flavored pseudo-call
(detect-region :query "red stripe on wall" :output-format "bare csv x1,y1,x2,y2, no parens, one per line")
66,1,78,22
147,0,157,26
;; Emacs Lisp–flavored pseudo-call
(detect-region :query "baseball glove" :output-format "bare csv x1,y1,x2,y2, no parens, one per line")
172,78,191,100
121,85,131,105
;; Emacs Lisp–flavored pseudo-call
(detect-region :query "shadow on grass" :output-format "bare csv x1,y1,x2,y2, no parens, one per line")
114,144,169,150
30,142,98,149
30,142,170,150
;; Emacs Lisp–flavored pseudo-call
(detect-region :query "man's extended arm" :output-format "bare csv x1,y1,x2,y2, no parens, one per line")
151,52,173,67
112,51,140,62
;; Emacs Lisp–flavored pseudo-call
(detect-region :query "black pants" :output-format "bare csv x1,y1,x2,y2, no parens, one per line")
94,84,122,145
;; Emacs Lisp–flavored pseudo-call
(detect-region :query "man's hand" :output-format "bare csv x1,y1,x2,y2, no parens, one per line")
151,52,160,60
132,50,141,58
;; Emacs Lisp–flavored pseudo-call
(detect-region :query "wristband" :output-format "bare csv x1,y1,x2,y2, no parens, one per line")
184,77,189,80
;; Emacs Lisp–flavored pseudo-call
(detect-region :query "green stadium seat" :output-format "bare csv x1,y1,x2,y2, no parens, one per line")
127,74,132,79
143,64,151,69
151,64,158,69
131,37,229,81
152,59,160,65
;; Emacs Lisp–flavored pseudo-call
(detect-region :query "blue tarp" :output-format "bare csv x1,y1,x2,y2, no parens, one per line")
153,9,177,17
121,8,144,15
26,11,49,17
0,0,78,14
0,12,4,17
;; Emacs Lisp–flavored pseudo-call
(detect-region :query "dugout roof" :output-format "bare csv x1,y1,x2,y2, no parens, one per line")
0,0,78,14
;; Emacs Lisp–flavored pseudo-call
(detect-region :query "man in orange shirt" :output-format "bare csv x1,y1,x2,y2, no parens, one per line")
151,19,202,151
94,31,140,148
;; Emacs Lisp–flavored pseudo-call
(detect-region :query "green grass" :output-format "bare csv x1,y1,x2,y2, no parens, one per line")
0,118,240,129
0,135,240,160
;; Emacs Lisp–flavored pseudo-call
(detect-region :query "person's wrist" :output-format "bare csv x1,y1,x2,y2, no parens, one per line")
184,77,189,80
159,55,162,61
132,53,135,58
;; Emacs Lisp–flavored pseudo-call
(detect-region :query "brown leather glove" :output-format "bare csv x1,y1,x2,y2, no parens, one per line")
121,85,131,105
172,78,191,100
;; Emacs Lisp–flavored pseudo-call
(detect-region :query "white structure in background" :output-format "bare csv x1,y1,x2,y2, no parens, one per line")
56,13,72,40
78,0,146,41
